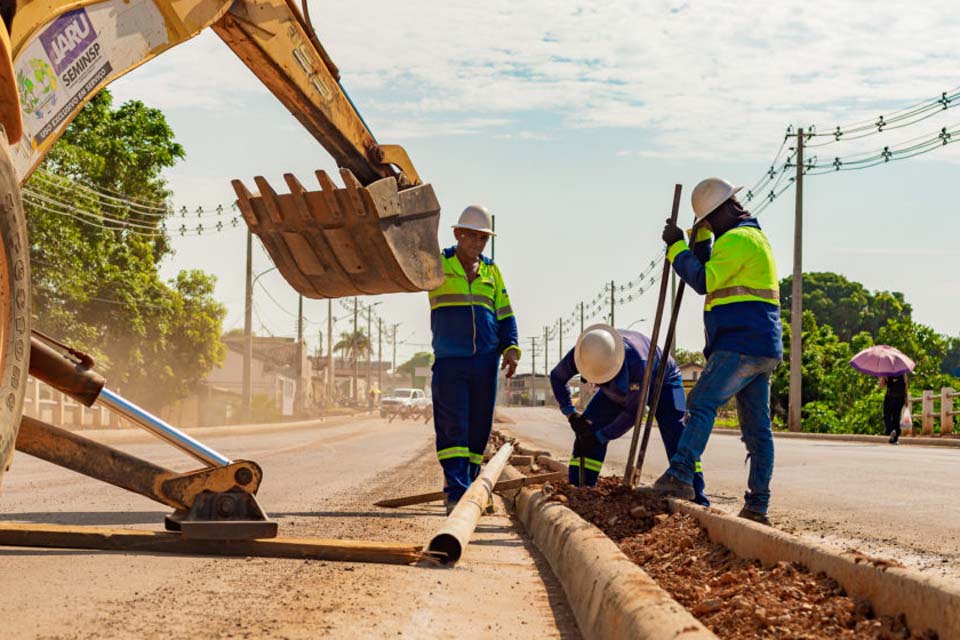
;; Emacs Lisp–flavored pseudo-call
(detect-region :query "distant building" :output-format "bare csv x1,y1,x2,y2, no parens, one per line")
679,362,704,386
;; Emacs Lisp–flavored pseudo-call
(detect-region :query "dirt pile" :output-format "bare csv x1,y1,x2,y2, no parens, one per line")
554,479,936,640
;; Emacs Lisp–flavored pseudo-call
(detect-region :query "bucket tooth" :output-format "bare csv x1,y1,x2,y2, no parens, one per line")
232,171,444,298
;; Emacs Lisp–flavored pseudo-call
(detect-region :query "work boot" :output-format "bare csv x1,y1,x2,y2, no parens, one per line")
737,507,772,526
651,471,696,501
889,432,899,444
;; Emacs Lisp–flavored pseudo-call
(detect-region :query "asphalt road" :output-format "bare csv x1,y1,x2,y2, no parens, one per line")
0,415,579,640
501,407,960,580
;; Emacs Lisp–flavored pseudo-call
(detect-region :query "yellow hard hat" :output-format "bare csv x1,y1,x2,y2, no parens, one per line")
574,324,625,384
692,178,742,224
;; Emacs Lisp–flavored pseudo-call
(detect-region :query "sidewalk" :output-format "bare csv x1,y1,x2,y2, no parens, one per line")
714,427,960,448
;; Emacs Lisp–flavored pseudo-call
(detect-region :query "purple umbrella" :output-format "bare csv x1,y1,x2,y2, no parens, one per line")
849,345,916,377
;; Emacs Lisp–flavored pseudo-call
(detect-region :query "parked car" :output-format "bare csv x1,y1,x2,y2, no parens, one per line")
380,388,432,422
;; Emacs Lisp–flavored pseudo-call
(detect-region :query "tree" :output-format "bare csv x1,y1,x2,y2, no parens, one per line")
334,331,370,363
779,272,912,342
397,352,434,376
25,89,225,411
673,347,705,367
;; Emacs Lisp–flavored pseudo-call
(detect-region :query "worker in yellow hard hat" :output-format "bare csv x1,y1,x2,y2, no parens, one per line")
429,205,521,514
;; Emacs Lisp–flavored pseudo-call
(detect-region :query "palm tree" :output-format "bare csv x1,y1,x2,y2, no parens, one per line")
334,330,371,364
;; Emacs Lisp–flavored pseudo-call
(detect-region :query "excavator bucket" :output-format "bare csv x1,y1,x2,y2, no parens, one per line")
232,169,444,298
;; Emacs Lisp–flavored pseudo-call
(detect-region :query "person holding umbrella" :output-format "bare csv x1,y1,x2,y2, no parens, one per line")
879,374,909,444
850,345,916,445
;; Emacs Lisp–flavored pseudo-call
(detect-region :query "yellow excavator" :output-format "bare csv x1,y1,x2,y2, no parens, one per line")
0,0,444,546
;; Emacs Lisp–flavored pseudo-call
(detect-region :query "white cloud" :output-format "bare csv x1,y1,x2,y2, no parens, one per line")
112,0,960,161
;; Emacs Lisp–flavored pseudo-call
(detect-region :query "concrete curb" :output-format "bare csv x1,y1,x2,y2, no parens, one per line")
669,500,960,639
515,484,716,640
713,427,960,448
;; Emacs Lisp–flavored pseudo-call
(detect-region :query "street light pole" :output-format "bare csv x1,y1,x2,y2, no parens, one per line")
353,297,358,402
378,318,383,397
327,299,334,408
243,230,253,418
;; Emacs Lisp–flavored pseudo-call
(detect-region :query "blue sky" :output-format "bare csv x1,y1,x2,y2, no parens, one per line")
110,0,960,371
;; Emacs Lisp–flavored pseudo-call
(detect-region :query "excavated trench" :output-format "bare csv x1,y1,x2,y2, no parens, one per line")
551,478,938,640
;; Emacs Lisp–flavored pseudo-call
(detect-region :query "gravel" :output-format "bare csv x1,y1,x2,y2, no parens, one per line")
554,478,938,640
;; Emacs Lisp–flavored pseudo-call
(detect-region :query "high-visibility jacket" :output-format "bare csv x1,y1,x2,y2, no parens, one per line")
667,218,783,359
549,330,682,443
429,247,520,360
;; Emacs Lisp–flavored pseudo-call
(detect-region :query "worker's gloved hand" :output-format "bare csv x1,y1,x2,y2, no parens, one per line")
662,219,684,246
575,430,601,451
567,412,592,435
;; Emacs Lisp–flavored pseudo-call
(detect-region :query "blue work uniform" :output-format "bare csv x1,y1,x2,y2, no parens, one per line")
665,218,782,514
429,247,520,502
549,330,708,505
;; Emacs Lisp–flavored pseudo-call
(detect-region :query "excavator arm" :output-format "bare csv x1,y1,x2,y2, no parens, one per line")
3,0,418,187
1,0,443,297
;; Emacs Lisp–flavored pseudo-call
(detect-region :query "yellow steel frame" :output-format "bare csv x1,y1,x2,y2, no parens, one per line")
0,0,420,186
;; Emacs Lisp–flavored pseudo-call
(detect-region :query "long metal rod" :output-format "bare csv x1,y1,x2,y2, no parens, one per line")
427,441,514,565
97,388,231,467
634,267,689,481
623,184,683,484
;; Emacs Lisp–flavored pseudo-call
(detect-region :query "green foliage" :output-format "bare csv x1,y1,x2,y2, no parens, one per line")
25,89,225,411
771,275,960,434
397,352,434,375
673,347,705,367
334,331,371,362
779,272,911,342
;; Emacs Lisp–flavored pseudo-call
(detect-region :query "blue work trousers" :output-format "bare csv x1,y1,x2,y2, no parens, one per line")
571,382,709,506
432,353,500,502
667,350,780,514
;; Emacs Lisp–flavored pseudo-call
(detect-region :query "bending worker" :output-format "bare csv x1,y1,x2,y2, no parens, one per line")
429,205,520,513
653,177,782,525
550,323,708,505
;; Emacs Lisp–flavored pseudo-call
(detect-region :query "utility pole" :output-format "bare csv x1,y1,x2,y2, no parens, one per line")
580,302,584,334
242,230,253,418
609,280,615,326
296,294,304,414
366,305,373,395
530,336,537,406
352,297,358,402
788,128,805,432
377,318,383,396
391,323,400,372
543,327,549,381
327,299,334,408
559,318,563,360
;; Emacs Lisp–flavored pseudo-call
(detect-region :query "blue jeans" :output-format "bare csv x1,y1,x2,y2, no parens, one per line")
667,350,780,513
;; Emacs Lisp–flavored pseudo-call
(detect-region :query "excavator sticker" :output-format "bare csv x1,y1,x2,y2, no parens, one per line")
9,0,170,180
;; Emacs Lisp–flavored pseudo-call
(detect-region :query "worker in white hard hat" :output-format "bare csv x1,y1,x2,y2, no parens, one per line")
549,324,708,504
652,177,782,525
428,205,521,514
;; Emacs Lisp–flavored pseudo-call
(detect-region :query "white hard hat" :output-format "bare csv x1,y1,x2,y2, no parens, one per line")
692,178,743,224
574,324,625,384
452,205,496,236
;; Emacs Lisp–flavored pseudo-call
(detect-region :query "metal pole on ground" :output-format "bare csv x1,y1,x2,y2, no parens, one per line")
427,441,514,565
788,128,804,432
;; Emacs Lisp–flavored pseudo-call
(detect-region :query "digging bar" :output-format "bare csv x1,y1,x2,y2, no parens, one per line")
622,184,682,485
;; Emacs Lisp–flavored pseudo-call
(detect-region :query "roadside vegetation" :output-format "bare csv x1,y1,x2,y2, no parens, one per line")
25,89,226,412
